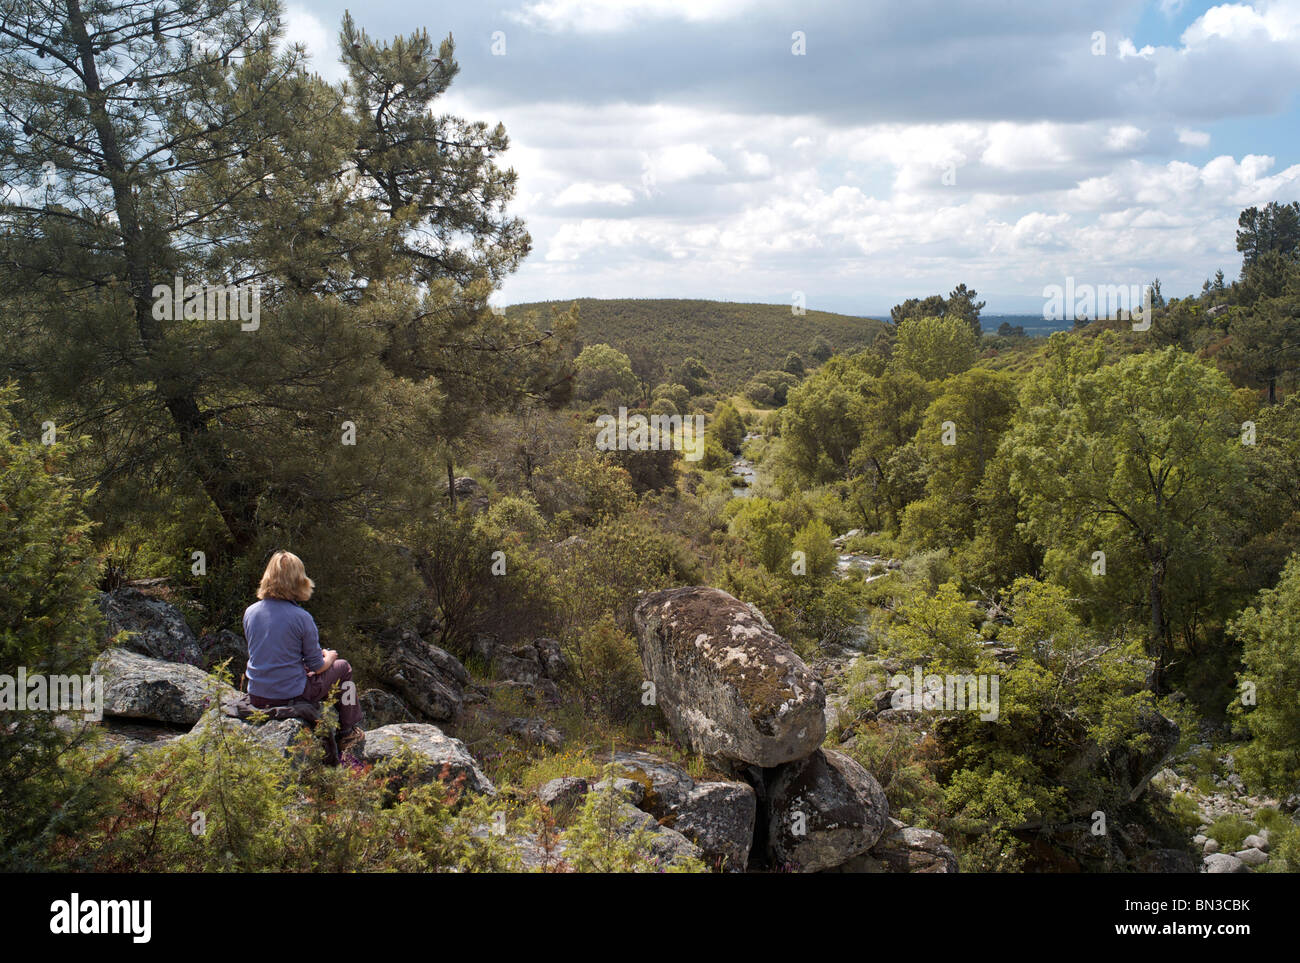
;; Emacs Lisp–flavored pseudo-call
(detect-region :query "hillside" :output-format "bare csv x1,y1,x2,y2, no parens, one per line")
507,298,888,390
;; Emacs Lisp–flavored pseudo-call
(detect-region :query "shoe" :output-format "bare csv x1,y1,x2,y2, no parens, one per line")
337,725,365,755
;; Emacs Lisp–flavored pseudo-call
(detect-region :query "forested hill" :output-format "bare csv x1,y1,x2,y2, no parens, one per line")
506,298,888,389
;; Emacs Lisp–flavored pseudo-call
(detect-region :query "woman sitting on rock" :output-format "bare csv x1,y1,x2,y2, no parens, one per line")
243,550,364,755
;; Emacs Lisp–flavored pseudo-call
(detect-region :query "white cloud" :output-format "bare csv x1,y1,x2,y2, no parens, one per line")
552,182,637,206
1178,128,1212,147
281,5,344,82
510,0,760,33
642,144,727,185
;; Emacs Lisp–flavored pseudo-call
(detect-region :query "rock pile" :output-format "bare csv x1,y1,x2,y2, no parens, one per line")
551,585,955,873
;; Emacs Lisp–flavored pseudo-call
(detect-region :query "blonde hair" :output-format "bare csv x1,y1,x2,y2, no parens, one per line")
257,550,315,602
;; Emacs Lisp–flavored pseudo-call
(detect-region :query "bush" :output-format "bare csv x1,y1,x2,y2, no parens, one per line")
0,387,109,869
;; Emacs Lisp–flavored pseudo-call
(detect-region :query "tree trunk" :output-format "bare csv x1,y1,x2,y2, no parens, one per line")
446,459,457,509
1149,559,1167,692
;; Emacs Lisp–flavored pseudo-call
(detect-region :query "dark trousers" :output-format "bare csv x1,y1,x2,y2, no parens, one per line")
250,659,362,730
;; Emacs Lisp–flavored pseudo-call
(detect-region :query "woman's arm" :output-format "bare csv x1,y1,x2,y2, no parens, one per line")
310,648,338,676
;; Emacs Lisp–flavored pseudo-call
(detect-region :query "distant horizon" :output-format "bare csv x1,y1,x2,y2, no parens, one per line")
500,293,1171,325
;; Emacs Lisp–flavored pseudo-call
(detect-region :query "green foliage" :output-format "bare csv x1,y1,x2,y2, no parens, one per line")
1204,814,1256,853
563,615,645,724
0,387,108,868
892,315,978,381
710,402,746,454
574,343,641,404
1006,341,1247,682
1228,553,1300,793
743,369,799,407
792,517,836,577
838,723,943,827
728,497,794,575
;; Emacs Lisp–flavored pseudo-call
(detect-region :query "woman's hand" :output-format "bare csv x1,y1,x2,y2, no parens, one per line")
309,648,338,676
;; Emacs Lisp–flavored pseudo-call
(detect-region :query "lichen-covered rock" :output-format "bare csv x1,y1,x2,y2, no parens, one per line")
533,637,568,679
605,799,703,867
97,588,203,664
610,750,696,812
94,647,232,726
374,628,466,722
1233,847,1268,867
633,586,825,767
767,748,890,872
361,723,495,796
673,781,757,872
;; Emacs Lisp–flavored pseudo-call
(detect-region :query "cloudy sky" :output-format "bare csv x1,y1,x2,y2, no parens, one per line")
285,0,1300,315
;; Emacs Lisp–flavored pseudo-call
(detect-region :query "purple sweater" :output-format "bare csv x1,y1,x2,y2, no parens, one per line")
242,598,324,700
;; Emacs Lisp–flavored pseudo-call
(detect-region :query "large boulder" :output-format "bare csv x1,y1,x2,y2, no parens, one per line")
94,647,232,726
633,586,825,768
360,723,496,796
374,628,467,722
97,588,203,664
767,748,890,872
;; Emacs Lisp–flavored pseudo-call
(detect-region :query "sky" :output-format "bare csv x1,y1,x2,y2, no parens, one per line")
283,0,1300,316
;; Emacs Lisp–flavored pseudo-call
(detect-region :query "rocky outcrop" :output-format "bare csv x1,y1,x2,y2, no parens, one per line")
94,647,232,726
632,586,825,768
97,588,203,664
361,722,496,796
766,748,890,872
374,628,467,722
